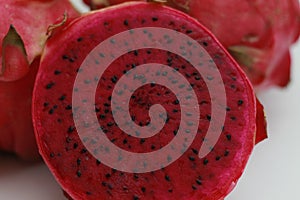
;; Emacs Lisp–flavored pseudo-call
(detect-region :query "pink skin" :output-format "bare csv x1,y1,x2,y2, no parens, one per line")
0,57,40,160
83,0,300,89
0,0,79,160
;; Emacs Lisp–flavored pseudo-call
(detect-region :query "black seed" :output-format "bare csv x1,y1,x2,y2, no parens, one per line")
50,153,55,158
200,100,208,105
81,148,87,154
192,185,197,190
123,20,129,26
54,70,61,75
226,134,232,141
216,156,221,161
152,17,158,21
192,148,198,155
46,82,55,89
76,170,81,177
77,37,83,42
59,95,66,101
168,189,173,193
99,114,105,119
196,179,202,185
77,158,81,166
43,102,49,107
111,76,118,83
134,174,139,179
150,82,156,87
133,50,138,56
173,130,178,136
96,160,101,165
105,173,111,178
189,156,195,161
165,175,171,181
147,50,152,54
131,63,136,68
123,139,128,144
186,30,193,34
226,107,231,111
62,55,68,60
206,115,211,121
86,191,92,195
131,115,136,121
102,181,107,186
68,57,75,63
173,99,179,105
195,76,201,80
104,109,109,113
141,187,146,193
68,126,75,133
107,122,114,127
238,100,244,106
111,138,116,143
73,143,78,149
48,108,54,114
151,144,155,150
108,183,113,189
203,159,209,165
230,116,236,120
202,41,208,46
133,195,139,200
224,150,230,156
166,116,170,123
140,138,146,144
65,105,72,110
95,107,100,113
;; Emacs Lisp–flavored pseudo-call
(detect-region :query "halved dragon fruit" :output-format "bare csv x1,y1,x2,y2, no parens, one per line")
33,2,266,199
0,0,79,160
83,0,300,89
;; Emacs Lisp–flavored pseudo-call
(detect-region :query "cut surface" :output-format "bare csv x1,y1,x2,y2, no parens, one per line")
33,2,257,200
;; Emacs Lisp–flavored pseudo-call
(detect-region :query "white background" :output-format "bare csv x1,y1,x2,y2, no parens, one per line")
0,1,299,199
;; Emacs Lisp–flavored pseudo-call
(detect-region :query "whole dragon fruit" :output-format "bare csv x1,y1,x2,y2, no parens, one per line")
33,2,266,199
83,0,300,89
0,0,79,160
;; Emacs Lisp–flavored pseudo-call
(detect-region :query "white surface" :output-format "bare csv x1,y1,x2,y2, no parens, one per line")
1,1,300,199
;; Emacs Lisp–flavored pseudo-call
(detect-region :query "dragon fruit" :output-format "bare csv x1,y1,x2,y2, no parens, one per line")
83,0,300,89
33,2,266,199
0,0,79,160
0,57,40,160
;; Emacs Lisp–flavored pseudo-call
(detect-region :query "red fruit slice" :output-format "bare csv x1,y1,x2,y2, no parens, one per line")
33,2,264,199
